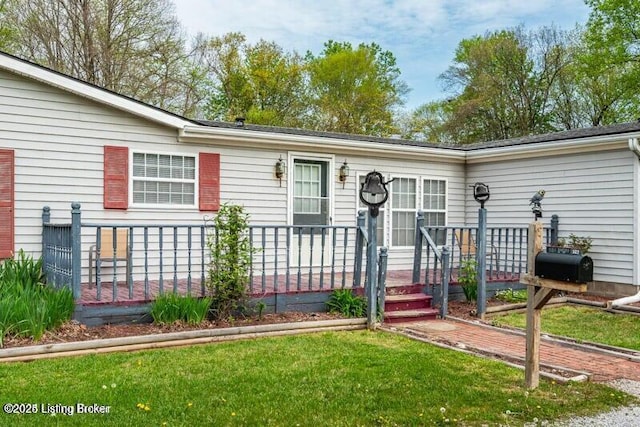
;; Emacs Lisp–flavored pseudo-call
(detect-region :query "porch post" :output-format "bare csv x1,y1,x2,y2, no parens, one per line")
366,210,378,329
42,206,50,271
550,214,559,245
71,203,82,301
412,211,425,284
476,207,487,317
440,246,450,318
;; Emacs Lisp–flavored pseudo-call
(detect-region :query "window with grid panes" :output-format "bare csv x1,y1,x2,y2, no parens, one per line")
358,174,385,244
132,153,196,206
391,177,417,247
422,179,447,245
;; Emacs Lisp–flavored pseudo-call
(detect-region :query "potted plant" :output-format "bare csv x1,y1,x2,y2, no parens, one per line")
548,233,593,255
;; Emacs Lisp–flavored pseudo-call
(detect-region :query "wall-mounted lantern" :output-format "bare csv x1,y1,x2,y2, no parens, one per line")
338,160,350,188
275,156,285,187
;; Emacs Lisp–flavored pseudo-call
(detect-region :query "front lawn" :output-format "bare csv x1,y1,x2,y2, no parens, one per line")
0,330,633,426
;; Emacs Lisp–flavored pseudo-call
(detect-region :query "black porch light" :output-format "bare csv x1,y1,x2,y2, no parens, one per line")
472,182,490,208
359,171,391,217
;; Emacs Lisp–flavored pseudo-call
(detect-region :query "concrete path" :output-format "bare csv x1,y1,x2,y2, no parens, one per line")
387,318,640,383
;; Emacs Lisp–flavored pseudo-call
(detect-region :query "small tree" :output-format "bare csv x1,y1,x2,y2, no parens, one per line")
206,204,253,321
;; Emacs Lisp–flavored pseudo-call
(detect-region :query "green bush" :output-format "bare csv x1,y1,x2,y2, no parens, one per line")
150,293,212,325
326,289,366,317
0,250,74,346
494,288,527,303
458,258,478,302
205,204,254,321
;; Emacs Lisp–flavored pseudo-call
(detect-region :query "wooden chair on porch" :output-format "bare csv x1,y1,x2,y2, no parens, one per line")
454,229,500,271
88,228,131,287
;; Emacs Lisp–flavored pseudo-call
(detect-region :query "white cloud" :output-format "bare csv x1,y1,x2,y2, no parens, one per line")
173,0,590,109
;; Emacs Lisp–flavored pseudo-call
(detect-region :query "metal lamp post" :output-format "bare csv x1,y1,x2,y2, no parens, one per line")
472,182,490,317
359,171,391,329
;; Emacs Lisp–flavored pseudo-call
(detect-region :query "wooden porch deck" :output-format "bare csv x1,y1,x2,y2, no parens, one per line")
78,269,521,305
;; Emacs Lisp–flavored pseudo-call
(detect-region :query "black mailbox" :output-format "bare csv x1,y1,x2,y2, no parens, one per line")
535,252,593,283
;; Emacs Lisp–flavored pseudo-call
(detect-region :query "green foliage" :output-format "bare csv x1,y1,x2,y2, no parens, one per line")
326,289,366,317
206,203,254,321
557,233,593,254
458,258,478,302
494,288,528,303
0,250,74,346
150,293,212,325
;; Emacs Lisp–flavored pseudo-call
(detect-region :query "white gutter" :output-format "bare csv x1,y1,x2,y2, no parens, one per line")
608,138,640,308
179,125,467,162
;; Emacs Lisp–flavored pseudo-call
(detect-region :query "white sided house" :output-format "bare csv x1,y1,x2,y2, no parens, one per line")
1,50,640,309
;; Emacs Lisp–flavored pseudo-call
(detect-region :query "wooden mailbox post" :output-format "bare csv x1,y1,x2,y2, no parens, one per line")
520,221,588,389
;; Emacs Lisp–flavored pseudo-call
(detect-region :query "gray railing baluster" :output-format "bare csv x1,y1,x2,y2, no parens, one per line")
274,227,279,293
187,226,193,295
330,228,337,289
144,227,149,299
173,227,178,293
200,226,206,296
296,227,302,291
308,228,314,290
128,226,133,299
319,228,326,290
111,227,118,302
159,227,164,294
261,227,267,293
285,227,291,292
96,227,102,301
341,228,348,288
249,227,254,294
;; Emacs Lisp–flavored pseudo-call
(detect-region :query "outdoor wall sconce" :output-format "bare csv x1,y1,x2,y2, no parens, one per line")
472,182,490,208
275,155,285,187
359,171,392,218
338,160,350,188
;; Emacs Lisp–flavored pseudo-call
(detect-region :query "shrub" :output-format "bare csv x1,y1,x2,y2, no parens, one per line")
458,258,478,302
326,289,366,317
205,204,254,321
494,288,527,303
150,293,212,325
557,234,593,254
0,251,74,346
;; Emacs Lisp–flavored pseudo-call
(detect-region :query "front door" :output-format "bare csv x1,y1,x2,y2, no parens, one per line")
290,157,332,267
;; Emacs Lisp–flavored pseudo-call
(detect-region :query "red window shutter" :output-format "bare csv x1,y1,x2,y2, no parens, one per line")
0,149,14,259
199,152,220,211
103,146,128,209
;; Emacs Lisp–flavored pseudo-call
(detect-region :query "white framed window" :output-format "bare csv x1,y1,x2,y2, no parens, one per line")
357,173,385,245
422,178,447,245
132,152,196,206
391,176,417,247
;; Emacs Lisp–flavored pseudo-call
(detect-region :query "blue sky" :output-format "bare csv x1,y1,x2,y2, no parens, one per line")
174,0,591,111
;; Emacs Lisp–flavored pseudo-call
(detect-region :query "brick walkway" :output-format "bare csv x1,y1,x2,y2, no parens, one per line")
393,319,640,382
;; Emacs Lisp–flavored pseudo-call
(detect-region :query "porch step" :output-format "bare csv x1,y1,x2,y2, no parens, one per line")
383,291,438,324
384,308,439,324
385,293,433,312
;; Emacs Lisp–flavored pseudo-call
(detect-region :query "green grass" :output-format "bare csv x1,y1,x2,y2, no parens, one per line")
0,331,634,426
491,305,640,350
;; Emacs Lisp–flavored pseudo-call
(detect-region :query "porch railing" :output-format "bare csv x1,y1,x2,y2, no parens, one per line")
41,204,369,303
412,211,451,317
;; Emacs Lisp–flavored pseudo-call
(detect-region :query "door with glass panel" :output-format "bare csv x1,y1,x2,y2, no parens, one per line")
291,158,331,267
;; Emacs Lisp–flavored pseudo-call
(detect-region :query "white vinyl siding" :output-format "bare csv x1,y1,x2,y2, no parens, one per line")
466,149,635,284
132,152,195,206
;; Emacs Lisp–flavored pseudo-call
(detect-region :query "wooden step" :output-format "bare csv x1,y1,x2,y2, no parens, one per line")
385,293,432,312
384,308,439,324
385,284,426,295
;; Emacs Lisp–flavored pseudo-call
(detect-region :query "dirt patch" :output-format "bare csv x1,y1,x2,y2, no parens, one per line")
1,312,344,349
